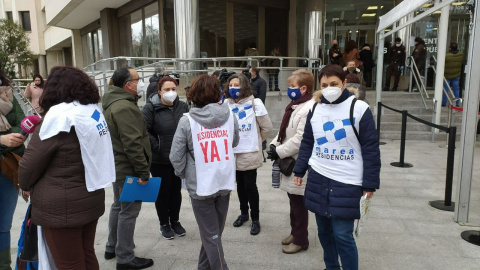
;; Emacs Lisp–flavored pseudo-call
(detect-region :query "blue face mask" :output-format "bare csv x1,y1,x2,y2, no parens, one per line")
287,87,302,101
229,87,241,99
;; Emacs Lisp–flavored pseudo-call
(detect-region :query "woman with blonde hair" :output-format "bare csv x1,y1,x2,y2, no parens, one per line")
267,69,315,254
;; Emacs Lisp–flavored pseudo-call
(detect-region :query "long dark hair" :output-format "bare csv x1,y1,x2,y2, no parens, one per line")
33,74,44,87
0,70,10,86
224,73,253,100
40,66,100,114
344,40,358,55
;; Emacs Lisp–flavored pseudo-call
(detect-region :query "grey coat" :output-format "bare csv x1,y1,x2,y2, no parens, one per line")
169,102,239,199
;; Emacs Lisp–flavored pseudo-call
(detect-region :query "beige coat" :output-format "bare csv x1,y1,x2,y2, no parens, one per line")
229,95,273,171
271,99,315,195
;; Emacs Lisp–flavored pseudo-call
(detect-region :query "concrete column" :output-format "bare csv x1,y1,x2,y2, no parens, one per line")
174,0,199,65
226,2,234,58
433,5,450,126
100,8,120,59
304,0,324,59
0,0,5,19
71,29,84,68
11,0,18,21
288,0,297,67
38,55,47,77
258,7,265,56
158,0,166,58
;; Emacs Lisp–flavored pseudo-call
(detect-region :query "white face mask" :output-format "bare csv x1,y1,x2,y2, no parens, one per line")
136,80,146,92
163,90,177,104
322,86,343,103
396,43,401,47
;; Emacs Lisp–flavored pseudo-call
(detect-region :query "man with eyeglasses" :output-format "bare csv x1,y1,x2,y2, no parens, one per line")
102,67,154,269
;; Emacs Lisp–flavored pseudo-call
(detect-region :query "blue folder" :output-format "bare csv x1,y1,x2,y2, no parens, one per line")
119,176,161,202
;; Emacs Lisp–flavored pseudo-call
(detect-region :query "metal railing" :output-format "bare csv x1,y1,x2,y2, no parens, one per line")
407,56,431,109
11,79,39,117
82,56,323,98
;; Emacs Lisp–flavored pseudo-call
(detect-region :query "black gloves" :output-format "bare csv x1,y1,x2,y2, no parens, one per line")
266,144,279,161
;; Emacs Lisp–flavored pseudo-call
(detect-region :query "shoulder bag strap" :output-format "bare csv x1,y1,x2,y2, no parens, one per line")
350,98,360,141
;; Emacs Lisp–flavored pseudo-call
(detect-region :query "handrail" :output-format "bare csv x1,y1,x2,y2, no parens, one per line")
408,56,429,109
11,80,39,116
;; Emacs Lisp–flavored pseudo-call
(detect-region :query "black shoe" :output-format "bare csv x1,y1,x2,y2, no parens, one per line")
274,88,280,91
391,87,397,91
160,224,175,240
403,89,410,92
233,214,249,227
105,251,116,260
116,257,154,269
171,221,186,237
383,87,389,91
250,220,261,235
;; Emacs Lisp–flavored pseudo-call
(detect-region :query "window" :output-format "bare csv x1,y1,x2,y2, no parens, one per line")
20,11,31,31
6,11,13,21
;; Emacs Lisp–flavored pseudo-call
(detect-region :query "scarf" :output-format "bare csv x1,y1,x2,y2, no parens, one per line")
0,86,14,131
277,93,312,144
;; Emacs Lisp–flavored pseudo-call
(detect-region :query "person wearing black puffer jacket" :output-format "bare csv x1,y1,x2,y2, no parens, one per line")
142,76,189,240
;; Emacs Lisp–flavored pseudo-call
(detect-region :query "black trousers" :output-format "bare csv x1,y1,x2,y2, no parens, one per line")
385,63,401,89
236,169,259,221
151,164,182,225
412,66,425,90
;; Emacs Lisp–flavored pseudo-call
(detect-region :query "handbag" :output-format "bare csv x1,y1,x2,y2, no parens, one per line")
0,151,22,189
278,157,296,176
16,204,39,270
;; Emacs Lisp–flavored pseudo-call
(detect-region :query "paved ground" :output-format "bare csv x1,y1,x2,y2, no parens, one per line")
10,139,480,269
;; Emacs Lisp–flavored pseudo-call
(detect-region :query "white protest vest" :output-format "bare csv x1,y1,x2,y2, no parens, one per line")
39,102,115,192
226,98,268,153
187,112,236,196
308,96,369,186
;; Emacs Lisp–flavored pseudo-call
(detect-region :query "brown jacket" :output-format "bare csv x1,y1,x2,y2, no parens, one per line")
19,124,105,228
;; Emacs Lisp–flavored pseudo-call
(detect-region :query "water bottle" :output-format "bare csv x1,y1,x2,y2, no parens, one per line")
272,161,280,188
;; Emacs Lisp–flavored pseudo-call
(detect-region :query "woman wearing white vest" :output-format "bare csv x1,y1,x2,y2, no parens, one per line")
224,74,273,235
293,65,381,270
170,74,239,270
267,69,315,254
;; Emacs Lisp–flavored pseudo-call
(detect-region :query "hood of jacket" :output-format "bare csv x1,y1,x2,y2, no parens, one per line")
102,85,139,110
189,102,230,129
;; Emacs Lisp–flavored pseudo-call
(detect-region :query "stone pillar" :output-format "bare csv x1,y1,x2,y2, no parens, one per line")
71,29,84,68
304,0,325,59
38,55,47,77
100,8,120,59
288,0,297,67
174,0,199,70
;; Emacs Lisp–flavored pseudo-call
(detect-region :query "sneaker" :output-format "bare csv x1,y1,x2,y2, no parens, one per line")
160,224,175,240
233,214,249,227
250,220,261,235
116,257,154,269
171,221,186,237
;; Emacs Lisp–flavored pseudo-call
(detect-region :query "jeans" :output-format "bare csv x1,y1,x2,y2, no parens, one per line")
442,77,460,106
315,214,358,270
151,164,182,225
106,180,142,264
268,73,279,89
0,172,18,269
192,194,230,270
236,169,259,221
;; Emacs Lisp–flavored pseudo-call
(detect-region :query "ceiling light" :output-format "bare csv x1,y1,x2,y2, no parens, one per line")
433,28,438,30
385,29,391,32
367,6,383,10
452,2,465,5
362,13,376,17
433,10,441,14
422,3,433,7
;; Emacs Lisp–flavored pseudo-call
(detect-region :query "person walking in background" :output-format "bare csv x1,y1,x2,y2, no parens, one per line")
384,37,406,91
0,71,27,270
19,66,115,270
142,76,189,240
343,40,361,68
267,69,315,254
359,44,374,87
249,67,267,105
170,74,239,270
344,60,365,86
24,74,44,114
224,74,273,236
293,64,381,270
267,47,281,91
408,37,427,92
443,42,464,106
243,42,259,68
103,67,154,270
329,40,342,65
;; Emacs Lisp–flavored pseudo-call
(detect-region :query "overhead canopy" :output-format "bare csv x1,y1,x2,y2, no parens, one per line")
377,0,429,33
